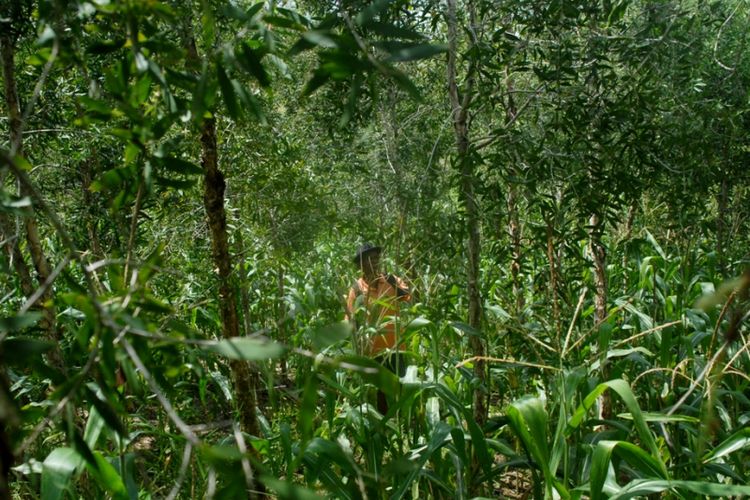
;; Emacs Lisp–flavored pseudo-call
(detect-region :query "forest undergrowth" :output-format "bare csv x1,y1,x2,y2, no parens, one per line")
2,0,750,499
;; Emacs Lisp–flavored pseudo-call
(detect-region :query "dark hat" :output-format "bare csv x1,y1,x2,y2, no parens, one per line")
353,242,381,264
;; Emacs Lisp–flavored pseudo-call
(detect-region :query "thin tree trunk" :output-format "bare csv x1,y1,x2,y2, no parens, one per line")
508,185,523,312
446,0,486,427
0,213,34,297
717,177,729,277
0,342,20,500
182,23,262,497
236,230,253,337
546,217,561,343
504,72,524,315
277,267,288,378
201,117,261,434
1,33,63,370
80,154,104,259
589,213,607,323
621,202,636,290
123,180,144,280
589,212,611,421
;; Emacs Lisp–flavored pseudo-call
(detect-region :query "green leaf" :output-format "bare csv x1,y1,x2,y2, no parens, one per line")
90,452,128,500
238,44,270,87
590,441,666,500
299,376,318,442
507,396,564,498
78,96,114,117
200,337,286,360
85,387,127,438
199,444,243,465
337,355,400,396
386,43,448,62
703,427,750,464
42,448,82,500
610,479,750,500
367,22,424,40
263,15,305,30
0,193,32,215
589,347,653,371
261,476,324,500
2,337,53,365
217,64,240,120
233,81,266,123
567,379,667,478
617,412,699,424
130,74,152,106
87,39,126,55
450,321,481,337
607,0,629,25
0,313,42,333
388,68,421,100
355,0,392,26
83,406,105,449
301,31,339,49
311,321,352,351
405,316,431,333
161,157,203,176
301,69,330,97
154,176,197,190
391,422,451,499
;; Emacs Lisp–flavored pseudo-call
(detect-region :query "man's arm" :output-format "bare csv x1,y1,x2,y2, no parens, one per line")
387,275,411,301
345,287,357,321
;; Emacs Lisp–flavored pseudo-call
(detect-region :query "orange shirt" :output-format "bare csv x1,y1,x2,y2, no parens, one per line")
346,274,410,355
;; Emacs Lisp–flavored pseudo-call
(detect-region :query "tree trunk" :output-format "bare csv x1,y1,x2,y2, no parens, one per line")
621,202,636,290
181,21,262,495
589,212,611,421
446,0,486,427
0,213,34,298
589,213,607,324
1,33,63,371
236,229,253,337
716,176,728,277
80,154,104,260
277,266,288,379
502,71,524,315
546,216,561,343
507,184,523,314
201,117,261,439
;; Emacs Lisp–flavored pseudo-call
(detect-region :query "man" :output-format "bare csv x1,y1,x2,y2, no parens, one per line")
346,243,411,414
346,243,411,356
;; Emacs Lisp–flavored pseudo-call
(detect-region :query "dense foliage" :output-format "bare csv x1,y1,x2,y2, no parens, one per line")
1,0,749,498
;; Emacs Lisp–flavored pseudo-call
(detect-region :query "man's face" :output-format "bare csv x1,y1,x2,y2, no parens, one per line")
362,252,380,276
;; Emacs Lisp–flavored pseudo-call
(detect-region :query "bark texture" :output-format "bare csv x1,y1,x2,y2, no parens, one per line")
589,212,612,421
589,213,608,324
446,0,486,427
200,117,261,441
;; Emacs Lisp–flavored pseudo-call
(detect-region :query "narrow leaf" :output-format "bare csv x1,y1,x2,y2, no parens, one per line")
200,337,286,360
42,448,82,500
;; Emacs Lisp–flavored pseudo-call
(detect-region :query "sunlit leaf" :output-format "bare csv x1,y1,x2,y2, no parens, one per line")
386,43,447,62
610,479,750,499
703,427,750,464
200,337,286,360
311,321,352,350
42,448,82,500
